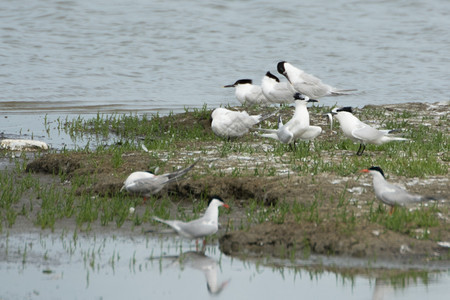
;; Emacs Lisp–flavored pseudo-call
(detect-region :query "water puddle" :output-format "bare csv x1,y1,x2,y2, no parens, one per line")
0,231,448,299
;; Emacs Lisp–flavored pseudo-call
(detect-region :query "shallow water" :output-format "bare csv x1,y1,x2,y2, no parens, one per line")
0,232,449,300
1,0,449,138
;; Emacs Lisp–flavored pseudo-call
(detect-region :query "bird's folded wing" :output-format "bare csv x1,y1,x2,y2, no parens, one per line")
352,125,384,141
182,219,217,238
131,176,169,192
300,72,322,85
379,185,410,205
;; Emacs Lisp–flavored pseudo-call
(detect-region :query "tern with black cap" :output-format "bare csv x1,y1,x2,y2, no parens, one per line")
277,61,356,99
331,107,409,155
361,166,436,214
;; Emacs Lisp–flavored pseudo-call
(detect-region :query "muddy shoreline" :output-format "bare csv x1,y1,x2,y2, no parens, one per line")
2,102,449,270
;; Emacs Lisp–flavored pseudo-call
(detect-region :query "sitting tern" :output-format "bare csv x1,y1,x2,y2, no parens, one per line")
361,166,436,214
121,160,198,199
277,61,356,99
261,71,297,105
153,196,230,246
223,79,270,106
331,107,409,155
258,93,321,147
211,107,277,139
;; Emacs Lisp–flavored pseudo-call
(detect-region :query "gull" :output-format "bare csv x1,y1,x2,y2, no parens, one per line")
211,107,277,139
223,79,270,106
331,107,409,155
153,196,230,247
261,71,297,105
258,93,321,147
277,61,356,99
361,166,436,214
120,160,199,199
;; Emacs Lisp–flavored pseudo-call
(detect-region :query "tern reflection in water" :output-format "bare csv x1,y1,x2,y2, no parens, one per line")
161,251,230,295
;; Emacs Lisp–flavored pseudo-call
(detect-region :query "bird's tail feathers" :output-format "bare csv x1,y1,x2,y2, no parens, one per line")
278,116,284,128
153,216,169,225
388,136,410,142
330,89,358,96
166,158,200,181
421,196,437,202
257,109,280,123
260,133,280,141
387,129,402,134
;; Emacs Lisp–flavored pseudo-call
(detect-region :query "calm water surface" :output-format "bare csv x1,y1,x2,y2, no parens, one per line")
1,0,448,116
1,232,449,300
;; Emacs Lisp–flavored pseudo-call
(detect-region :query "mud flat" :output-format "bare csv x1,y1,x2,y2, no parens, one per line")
1,102,449,271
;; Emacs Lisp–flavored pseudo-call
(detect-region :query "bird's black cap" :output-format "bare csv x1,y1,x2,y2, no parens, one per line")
337,107,353,113
208,195,225,205
265,71,280,82
224,79,252,87
293,92,306,100
369,166,385,178
277,61,287,74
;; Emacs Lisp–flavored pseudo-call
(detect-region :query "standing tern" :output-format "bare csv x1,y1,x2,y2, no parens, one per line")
261,71,297,105
223,79,270,106
277,61,356,99
121,160,199,199
331,107,409,155
258,93,321,147
153,196,230,247
211,107,277,139
361,166,436,214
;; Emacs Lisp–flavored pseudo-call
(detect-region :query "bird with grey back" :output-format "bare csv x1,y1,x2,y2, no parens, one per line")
223,79,270,106
152,196,230,248
361,166,436,214
211,107,277,139
277,61,356,99
261,71,297,105
331,107,409,155
121,160,199,198
258,93,322,147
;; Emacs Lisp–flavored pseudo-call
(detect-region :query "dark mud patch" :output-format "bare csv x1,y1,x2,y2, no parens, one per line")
219,221,447,262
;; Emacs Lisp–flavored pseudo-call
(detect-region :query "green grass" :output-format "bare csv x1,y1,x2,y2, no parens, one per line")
0,103,447,248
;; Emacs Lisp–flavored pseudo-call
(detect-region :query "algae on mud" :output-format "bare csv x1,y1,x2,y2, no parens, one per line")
2,102,449,267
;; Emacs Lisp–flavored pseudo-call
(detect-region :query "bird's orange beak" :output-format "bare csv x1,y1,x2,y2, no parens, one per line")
223,204,230,209
360,169,369,173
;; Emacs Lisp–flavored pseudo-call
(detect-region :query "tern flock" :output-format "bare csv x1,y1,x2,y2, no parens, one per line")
120,60,436,246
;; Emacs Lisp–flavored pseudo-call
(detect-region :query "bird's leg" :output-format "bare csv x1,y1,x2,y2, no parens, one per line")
356,144,366,156
356,144,362,155
389,206,396,215
360,144,366,155
142,196,148,204
289,141,297,152
195,239,199,251
201,239,207,253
